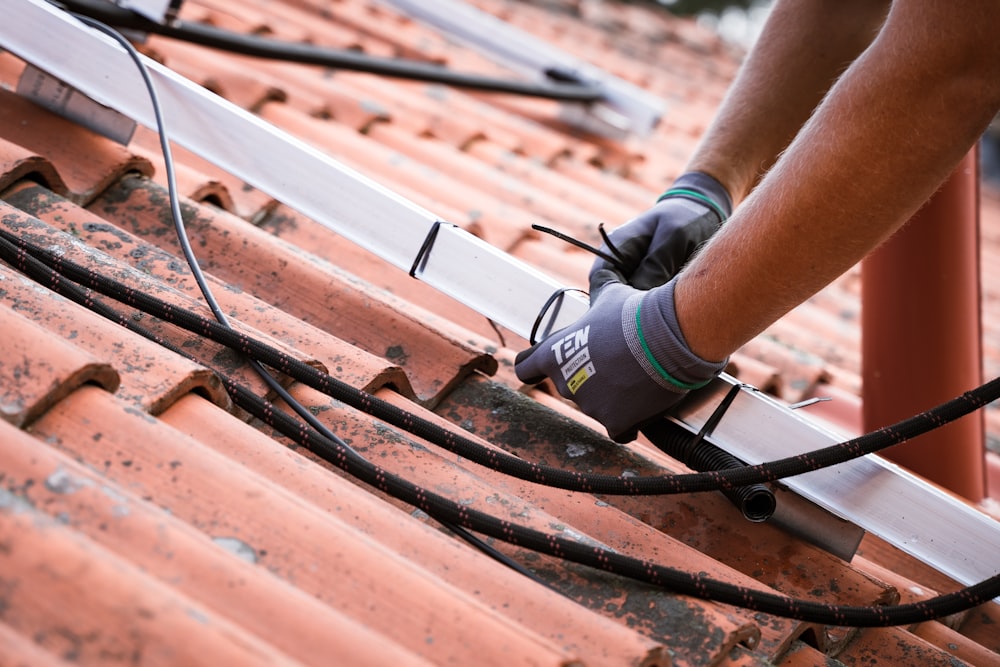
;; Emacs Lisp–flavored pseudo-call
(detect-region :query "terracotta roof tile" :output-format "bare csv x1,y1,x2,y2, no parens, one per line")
256,101,538,247
150,40,290,112
0,137,67,197
82,175,486,403
161,392,670,666
0,260,227,414
0,303,118,427
253,201,513,346
0,420,305,667
1,188,340,401
770,641,845,667
0,414,434,667
30,386,586,667
911,621,1000,666
834,625,979,667
955,599,1000,656
2,0,1000,665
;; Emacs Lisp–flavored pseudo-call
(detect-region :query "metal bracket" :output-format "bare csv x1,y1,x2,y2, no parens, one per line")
17,63,137,144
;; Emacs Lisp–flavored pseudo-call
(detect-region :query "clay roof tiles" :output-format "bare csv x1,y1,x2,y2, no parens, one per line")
1,1,1000,666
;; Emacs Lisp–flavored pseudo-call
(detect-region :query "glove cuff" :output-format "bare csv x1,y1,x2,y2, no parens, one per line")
657,171,733,223
621,280,727,391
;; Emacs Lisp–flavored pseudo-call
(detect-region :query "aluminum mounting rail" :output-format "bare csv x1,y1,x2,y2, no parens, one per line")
5,0,588,340
375,0,665,140
671,381,1000,591
6,0,1000,592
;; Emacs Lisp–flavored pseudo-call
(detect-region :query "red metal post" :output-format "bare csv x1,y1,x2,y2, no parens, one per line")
860,149,985,501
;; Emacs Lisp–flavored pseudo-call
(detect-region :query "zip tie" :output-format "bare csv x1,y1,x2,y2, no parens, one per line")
409,220,457,278
532,223,627,272
529,287,588,345
689,381,745,451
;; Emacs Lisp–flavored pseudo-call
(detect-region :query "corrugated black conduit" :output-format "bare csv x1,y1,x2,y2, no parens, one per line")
641,393,777,523
3,228,1000,626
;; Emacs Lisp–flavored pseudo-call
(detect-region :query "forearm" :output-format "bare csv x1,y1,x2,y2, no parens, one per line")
687,0,889,204
676,0,1000,362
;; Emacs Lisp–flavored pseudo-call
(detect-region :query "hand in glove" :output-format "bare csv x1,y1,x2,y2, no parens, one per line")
514,271,728,442
592,171,732,290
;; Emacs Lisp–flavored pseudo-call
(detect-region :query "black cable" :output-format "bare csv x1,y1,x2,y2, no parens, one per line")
16,9,999,628
8,226,1000,499
57,0,604,102
6,226,1000,627
69,12,552,588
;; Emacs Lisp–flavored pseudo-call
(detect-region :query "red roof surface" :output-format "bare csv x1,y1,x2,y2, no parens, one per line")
2,0,1000,665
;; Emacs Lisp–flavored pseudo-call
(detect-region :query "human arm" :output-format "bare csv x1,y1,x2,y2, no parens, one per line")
677,0,1000,363
687,0,890,205
517,0,1000,441
590,0,890,290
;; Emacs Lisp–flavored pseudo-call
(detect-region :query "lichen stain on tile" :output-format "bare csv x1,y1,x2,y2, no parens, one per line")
44,466,94,495
212,535,259,564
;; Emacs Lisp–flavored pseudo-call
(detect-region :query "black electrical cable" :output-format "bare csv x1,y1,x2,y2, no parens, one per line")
13,230,1000,628
56,0,604,102
18,9,999,628
8,226,1000,499
7,219,1000,628
69,12,549,586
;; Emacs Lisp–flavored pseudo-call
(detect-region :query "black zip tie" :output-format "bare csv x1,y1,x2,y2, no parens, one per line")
409,220,456,278
597,223,628,268
486,318,507,349
690,381,744,450
532,223,627,273
529,287,588,345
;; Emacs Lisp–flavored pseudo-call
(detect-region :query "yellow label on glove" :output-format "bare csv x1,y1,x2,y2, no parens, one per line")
567,365,592,394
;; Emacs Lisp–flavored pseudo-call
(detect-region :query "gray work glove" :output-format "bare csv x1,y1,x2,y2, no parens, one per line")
514,272,728,443
591,171,732,290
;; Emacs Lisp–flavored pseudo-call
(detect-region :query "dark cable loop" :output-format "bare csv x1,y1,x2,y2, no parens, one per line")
529,286,588,345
